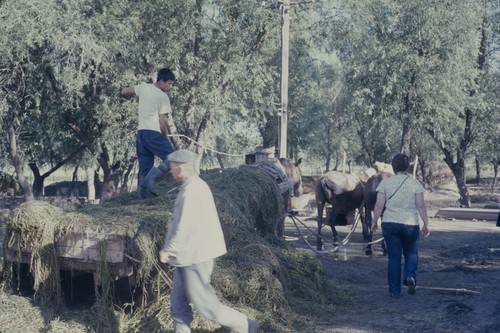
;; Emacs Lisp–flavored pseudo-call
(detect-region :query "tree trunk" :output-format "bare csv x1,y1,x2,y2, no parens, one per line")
100,170,122,200
492,159,498,191
450,160,471,208
94,170,102,199
354,113,373,167
400,73,416,155
7,118,33,201
96,144,122,200
86,168,96,201
400,119,412,156
324,147,334,173
333,153,339,171
358,132,372,167
439,146,470,207
260,107,278,149
4,61,33,201
216,155,225,169
430,25,486,206
29,163,44,198
475,157,481,185
121,159,136,193
99,162,121,200
428,88,475,208
184,99,197,141
72,165,79,182
194,109,211,151
28,147,85,198
418,158,429,188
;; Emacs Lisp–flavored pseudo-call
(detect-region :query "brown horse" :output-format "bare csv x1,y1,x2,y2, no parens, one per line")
363,171,392,254
279,157,303,198
315,170,368,251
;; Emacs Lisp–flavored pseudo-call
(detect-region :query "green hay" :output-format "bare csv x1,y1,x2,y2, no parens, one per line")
1,166,343,332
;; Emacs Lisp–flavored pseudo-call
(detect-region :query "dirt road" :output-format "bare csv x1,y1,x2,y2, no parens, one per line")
285,192,500,333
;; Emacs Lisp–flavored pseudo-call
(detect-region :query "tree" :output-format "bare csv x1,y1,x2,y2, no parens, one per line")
121,1,283,158
0,0,68,201
322,0,496,206
1,0,149,200
1,0,305,198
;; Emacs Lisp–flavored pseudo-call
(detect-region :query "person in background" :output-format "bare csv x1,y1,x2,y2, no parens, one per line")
159,149,259,333
371,153,430,298
121,68,176,198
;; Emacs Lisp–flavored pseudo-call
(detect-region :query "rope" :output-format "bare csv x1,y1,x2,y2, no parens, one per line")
127,130,247,157
288,214,349,254
288,215,320,254
287,199,385,252
287,200,364,253
167,134,246,157
329,200,364,252
366,235,385,245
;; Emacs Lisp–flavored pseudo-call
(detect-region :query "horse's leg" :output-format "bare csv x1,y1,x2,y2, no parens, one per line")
316,201,325,251
363,204,373,255
277,192,290,237
327,210,339,243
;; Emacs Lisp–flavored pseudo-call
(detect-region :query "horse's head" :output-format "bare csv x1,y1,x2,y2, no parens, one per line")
280,157,303,197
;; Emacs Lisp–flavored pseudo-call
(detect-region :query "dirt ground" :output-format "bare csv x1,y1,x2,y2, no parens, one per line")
286,184,500,333
1,180,499,333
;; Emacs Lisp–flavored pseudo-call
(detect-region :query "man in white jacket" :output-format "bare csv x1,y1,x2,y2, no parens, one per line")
159,150,258,333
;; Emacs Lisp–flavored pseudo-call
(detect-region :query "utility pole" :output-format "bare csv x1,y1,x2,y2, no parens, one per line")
279,0,290,158
263,0,313,158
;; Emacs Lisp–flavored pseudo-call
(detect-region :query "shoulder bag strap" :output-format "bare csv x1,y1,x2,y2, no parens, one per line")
385,176,410,204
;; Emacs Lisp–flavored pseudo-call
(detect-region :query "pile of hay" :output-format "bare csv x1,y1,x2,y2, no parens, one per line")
1,165,343,333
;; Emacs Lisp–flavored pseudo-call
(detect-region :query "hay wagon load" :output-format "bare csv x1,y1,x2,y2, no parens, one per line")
4,203,135,286
1,165,340,333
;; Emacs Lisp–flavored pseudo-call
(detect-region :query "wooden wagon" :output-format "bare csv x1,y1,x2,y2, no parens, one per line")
4,226,136,286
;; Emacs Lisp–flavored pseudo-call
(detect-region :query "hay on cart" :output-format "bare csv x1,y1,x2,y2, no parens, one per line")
1,165,344,332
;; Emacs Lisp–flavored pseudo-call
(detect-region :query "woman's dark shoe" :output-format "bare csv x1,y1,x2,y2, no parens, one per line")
406,277,416,295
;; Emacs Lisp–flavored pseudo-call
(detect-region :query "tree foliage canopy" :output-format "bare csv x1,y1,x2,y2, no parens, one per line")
0,0,498,203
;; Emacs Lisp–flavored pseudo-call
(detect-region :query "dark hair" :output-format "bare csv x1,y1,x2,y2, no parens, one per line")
157,68,176,82
391,153,410,173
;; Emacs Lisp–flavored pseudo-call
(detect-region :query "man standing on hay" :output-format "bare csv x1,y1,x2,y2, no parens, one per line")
159,149,259,333
121,68,176,199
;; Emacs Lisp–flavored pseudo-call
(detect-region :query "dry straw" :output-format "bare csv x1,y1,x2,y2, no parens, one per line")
1,165,342,332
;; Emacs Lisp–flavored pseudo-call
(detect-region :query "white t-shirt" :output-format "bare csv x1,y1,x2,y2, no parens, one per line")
134,83,172,132
376,174,425,226
163,175,227,267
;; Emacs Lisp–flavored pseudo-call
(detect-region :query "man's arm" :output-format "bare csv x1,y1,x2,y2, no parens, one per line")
159,114,169,138
121,86,136,98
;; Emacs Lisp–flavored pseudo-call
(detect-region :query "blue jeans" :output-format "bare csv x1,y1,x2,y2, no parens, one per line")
170,260,248,332
382,222,420,295
136,130,174,182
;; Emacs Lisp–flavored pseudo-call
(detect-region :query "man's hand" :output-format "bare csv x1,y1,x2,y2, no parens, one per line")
121,87,136,98
159,249,172,263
